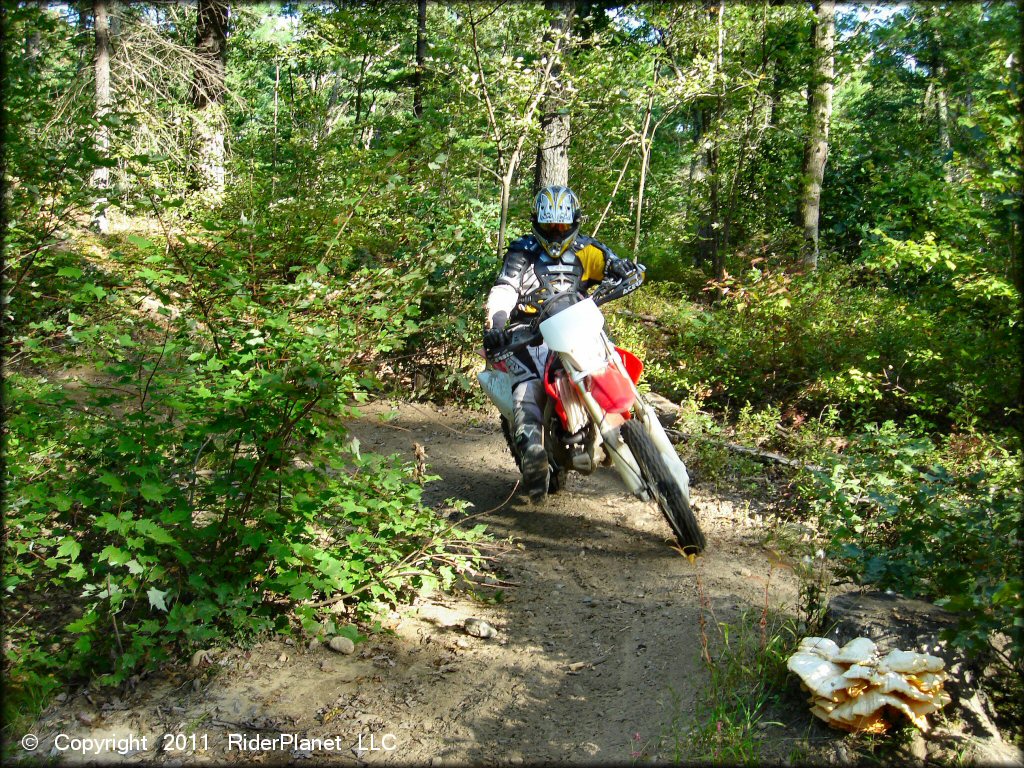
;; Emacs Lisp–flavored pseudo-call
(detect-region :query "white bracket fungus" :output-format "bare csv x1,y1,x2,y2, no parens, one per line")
788,637,952,734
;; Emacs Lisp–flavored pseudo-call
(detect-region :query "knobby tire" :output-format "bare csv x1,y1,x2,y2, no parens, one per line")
620,419,706,553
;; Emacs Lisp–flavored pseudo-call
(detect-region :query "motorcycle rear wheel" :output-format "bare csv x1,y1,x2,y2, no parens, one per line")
620,419,706,553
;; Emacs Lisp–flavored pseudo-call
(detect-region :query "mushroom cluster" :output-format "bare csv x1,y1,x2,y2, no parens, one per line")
787,636,952,734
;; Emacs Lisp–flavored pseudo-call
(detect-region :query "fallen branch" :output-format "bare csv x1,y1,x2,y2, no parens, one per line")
610,308,665,328
665,429,824,472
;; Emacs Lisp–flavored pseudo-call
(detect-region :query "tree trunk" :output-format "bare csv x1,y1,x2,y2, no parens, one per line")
75,1,91,71
352,52,369,145
798,0,834,270
689,106,708,267
26,1,46,77
272,59,279,193
190,0,229,199
533,0,573,192
497,140,528,259
91,0,112,234
707,0,726,291
414,0,427,119
633,90,655,254
926,20,953,182
497,175,512,264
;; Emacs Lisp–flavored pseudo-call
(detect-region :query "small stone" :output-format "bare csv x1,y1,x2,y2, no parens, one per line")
738,567,752,578
456,637,470,649
77,712,95,726
908,731,928,762
582,596,594,605
464,618,497,639
328,636,356,654
284,638,295,647
277,652,288,663
55,692,68,703
308,638,321,652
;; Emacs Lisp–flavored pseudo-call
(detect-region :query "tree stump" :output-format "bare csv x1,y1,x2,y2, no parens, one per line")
825,591,1022,765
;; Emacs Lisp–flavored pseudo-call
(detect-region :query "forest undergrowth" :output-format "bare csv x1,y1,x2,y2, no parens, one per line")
4,215,1021,755
608,279,1023,747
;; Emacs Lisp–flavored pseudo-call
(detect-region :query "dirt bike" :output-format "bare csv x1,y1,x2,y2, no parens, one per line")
477,268,706,553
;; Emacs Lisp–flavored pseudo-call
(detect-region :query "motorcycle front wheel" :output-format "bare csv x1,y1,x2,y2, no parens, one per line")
620,419,706,553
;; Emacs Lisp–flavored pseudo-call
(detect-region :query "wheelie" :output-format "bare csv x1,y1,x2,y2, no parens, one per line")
479,186,706,553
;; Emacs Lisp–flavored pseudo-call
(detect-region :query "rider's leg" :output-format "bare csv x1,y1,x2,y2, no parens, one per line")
512,377,549,503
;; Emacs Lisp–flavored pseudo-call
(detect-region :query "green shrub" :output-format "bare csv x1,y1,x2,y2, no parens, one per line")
798,422,1022,673
647,252,1019,433
3,224,488,691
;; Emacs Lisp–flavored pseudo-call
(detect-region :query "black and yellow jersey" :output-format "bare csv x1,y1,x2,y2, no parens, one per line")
494,234,624,320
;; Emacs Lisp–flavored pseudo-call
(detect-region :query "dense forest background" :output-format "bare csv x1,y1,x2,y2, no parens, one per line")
2,0,1021,738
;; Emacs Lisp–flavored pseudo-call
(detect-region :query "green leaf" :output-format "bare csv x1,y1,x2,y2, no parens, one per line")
139,481,169,503
67,563,87,581
57,537,82,562
99,545,130,565
99,472,127,493
148,587,169,612
135,519,176,545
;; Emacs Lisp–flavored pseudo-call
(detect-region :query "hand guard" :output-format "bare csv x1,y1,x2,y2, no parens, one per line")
606,258,639,281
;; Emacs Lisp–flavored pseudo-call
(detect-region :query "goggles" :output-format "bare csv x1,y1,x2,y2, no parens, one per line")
537,221,574,240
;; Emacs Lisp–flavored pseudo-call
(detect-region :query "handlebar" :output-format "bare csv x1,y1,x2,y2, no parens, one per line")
489,325,542,363
592,263,646,307
487,263,646,363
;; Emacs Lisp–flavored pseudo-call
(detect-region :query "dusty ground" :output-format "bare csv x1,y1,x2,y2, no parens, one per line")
24,401,818,765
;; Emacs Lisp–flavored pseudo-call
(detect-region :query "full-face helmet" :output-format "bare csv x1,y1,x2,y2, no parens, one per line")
532,185,581,258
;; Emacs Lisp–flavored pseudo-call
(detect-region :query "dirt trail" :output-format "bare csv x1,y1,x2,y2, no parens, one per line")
26,401,803,765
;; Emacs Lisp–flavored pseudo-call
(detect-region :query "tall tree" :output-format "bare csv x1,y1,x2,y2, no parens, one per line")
190,0,229,198
90,0,112,234
26,1,45,76
468,9,561,258
709,0,726,289
694,0,726,289
534,0,574,192
798,0,834,270
413,0,427,120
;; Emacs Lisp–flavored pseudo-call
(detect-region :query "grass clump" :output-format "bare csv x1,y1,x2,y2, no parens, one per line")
657,564,803,765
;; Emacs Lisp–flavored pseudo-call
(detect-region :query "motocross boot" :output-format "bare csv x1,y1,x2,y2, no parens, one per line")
516,424,549,504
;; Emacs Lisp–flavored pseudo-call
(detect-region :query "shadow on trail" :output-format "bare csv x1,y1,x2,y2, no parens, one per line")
344,404,789,763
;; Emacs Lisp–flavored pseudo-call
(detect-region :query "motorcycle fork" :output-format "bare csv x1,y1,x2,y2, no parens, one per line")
561,355,647,498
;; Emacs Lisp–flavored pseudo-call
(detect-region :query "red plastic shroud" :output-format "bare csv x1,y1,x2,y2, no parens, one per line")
544,347,643,429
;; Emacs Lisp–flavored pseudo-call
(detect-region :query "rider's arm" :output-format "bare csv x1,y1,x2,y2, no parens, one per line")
486,284,517,330
578,237,643,288
486,248,529,330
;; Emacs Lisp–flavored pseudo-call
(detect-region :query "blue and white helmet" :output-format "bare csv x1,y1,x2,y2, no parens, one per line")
532,185,581,258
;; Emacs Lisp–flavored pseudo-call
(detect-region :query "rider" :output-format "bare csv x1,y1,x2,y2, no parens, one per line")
483,185,643,502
